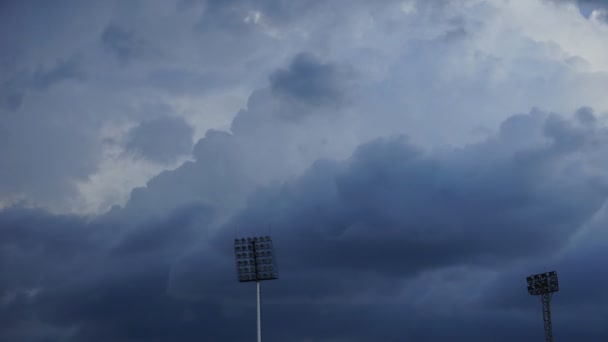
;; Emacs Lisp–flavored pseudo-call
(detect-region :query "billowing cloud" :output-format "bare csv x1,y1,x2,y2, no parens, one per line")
221,109,608,276
2,109,608,341
0,57,84,111
125,116,194,164
101,23,149,63
0,106,100,208
270,52,353,110
4,0,608,211
3,0,608,341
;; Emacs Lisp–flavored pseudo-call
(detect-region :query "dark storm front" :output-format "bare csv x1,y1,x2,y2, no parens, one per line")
235,236,279,282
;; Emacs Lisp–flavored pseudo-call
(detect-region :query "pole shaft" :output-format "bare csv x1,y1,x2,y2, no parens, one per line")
540,293,553,342
257,280,261,342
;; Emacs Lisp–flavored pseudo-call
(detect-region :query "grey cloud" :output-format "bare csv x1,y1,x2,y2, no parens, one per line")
6,0,603,212
594,8,608,21
2,110,608,341
354,26,608,147
125,116,194,164
222,110,607,279
0,209,101,297
0,111,100,207
4,0,608,340
196,0,257,32
551,0,608,7
146,68,237,95
577,0,608,4
0,72,27,111
195,0,440,30
0,89,23,111
196,0,325,29
0,57,83,111
187,1,286,69
121,52,357,223
270,52,353,111
111,202,213,257
477,219,608,341
30,57,84,90
121,128,256,224
0,204,222,342
549,0,608,19
101,23,148,63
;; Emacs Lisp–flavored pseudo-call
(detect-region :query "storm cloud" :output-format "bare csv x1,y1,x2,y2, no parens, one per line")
125,116,194,164
3,109,608,341
101,23,150,63
2,0,608,341
270,52,353,110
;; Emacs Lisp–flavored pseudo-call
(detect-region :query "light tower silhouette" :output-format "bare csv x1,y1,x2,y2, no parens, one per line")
234,236,278,342
526,271,559,342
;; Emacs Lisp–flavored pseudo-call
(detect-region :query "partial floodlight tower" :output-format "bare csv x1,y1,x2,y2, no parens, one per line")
526,271,559,342
234,236,278,342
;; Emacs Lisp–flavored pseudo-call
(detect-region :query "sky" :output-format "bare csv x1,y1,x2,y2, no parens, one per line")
1,0,608,340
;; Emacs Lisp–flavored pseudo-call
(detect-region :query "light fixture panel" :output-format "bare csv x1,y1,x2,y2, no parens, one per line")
526,271,559,295
234,236,279,282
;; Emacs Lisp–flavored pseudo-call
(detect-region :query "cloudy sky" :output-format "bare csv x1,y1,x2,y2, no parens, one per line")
2,0,608,340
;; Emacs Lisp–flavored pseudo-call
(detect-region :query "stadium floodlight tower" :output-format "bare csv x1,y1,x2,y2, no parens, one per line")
234,236,278,342
526,271,559,342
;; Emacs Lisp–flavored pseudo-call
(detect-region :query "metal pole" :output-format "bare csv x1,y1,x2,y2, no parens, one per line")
257,280,261,342
540,293,553,342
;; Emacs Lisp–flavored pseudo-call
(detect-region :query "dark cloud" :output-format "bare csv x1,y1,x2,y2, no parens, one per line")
30,57,84,90
3,109,607,341
146,68,237,95
101,23,148,63
3,0,606,212
121,128,256,224
125,116,194,164
186,0,286,69
0,111,100,206
3,0,608,341
270,52,353,111
0,56,90,199
0,73,27,111
0,57,83,111
120,52,357,223
0,89,24,111
223,110,608,277
476,217,608,341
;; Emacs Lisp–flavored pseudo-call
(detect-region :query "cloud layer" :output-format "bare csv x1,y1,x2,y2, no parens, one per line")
2,108,608,341
2,0,608,341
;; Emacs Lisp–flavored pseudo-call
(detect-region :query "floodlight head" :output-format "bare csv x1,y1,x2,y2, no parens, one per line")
526,271,558,296
234,235,279,283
